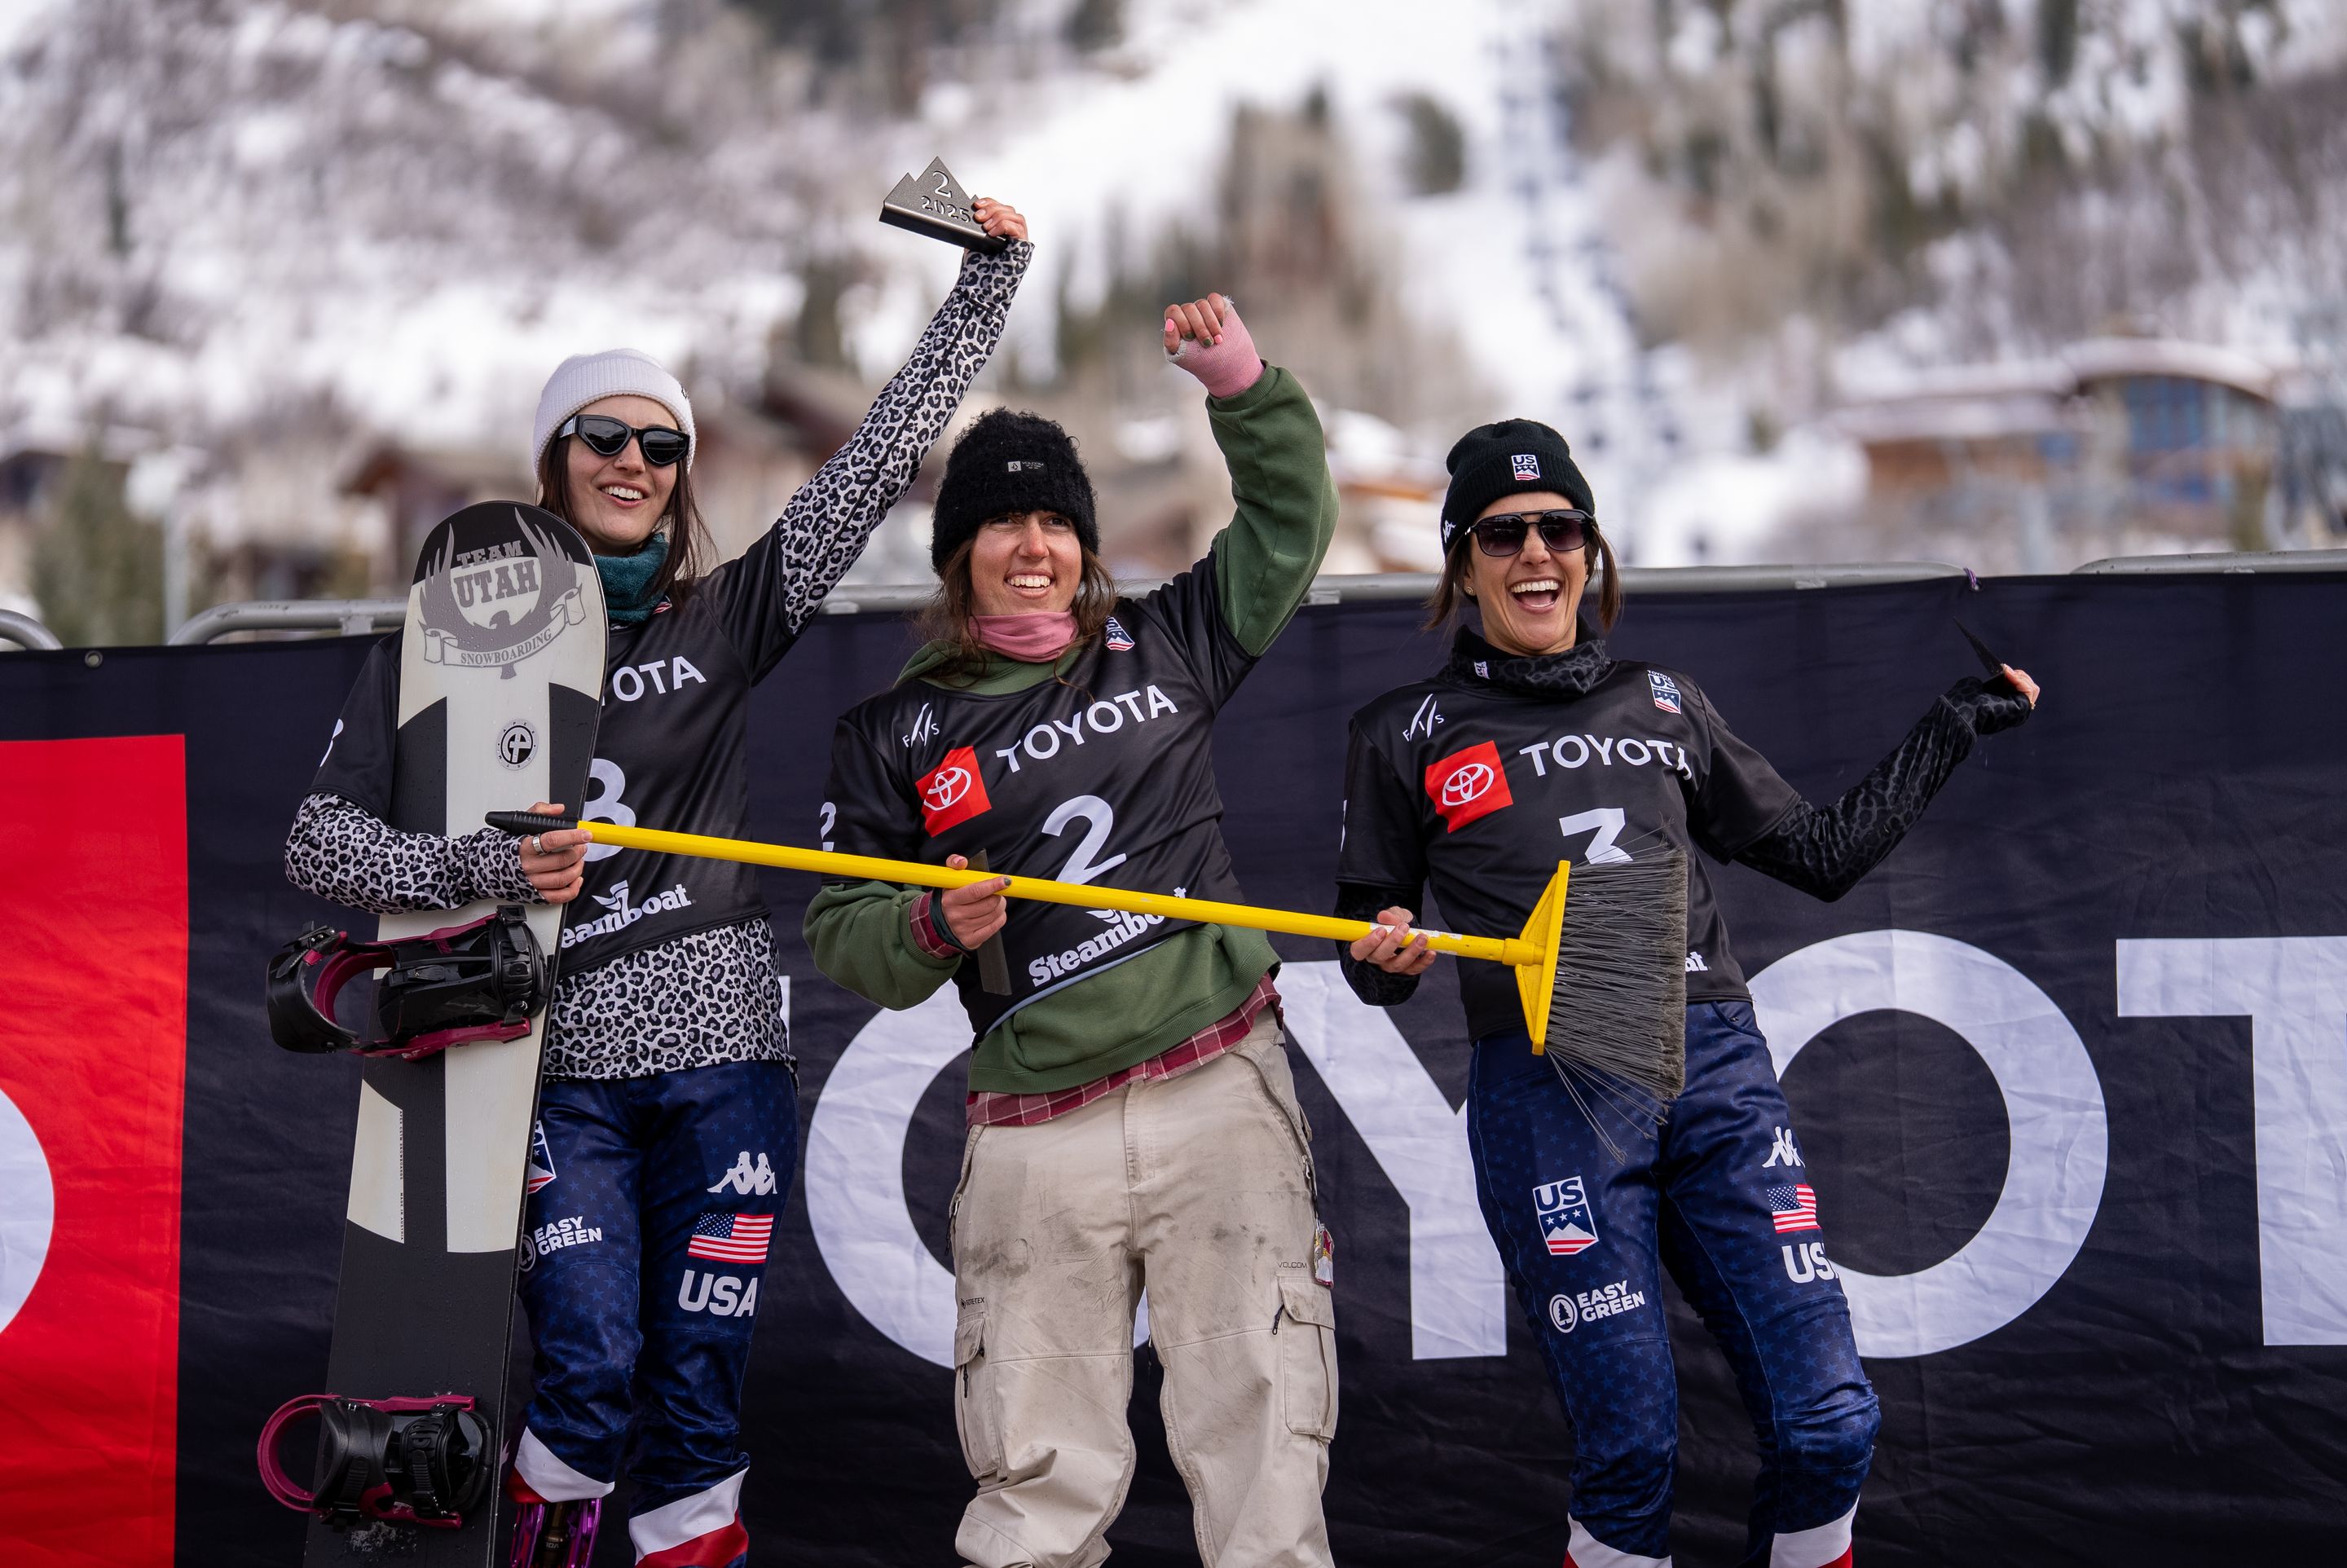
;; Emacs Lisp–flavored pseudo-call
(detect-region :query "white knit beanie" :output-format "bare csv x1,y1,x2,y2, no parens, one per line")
531,348,696,473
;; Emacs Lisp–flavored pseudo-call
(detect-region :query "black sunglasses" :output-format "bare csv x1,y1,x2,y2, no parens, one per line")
1471,509,1592,557
559,413,690,468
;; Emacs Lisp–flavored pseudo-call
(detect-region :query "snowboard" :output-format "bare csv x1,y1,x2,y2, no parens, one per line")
306,504,604,1564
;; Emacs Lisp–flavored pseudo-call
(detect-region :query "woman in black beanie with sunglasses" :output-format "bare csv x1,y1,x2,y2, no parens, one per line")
285,201,1030,1565
1333,419,2039,1568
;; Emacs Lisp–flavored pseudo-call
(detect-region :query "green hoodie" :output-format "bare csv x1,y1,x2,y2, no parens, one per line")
802,364,1337,1092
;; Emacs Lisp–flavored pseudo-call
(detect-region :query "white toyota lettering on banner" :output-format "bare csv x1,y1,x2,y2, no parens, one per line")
1748,930,2109,1359
2116,937,2347,1346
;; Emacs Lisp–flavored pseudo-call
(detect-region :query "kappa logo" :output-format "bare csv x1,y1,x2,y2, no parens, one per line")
903,702,940,748
1103,617,1135,652
526,1121,557,1195
1764,1126,1803,1169
1649,670,1682,714
1511,453,1542,481
1548,1278,1646,1334
498,720,538,770
918,746,993,835
1533,1175,1599,1257
1403,694,1445,742
1424,741,1514,832
707,1151,778,1197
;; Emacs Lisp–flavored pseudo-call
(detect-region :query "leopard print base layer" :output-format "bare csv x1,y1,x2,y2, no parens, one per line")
542,916,790,1081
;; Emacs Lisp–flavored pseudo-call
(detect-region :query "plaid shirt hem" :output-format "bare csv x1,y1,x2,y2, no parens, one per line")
908,891,964,962
966,976,1281,1129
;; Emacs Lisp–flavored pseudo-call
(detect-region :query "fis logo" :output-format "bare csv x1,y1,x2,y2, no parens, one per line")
902,702,940,748
1548,1278,1647,1333
1533,1175,1599,1257
707,1151,778,1197
917,746,993,836
677,1270,760,1318
1403,694,1445,742
1649,671,1682,714
1103,617,1135,652
1764,1126,1803,1169
1424,741,1514,832
526,1122,557,1195
1511,453,1542,481
1782,1240,1836,1284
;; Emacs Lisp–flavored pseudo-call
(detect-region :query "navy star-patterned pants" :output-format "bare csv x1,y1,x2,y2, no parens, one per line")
513,1059,796,1566
1468,1002,1878,1568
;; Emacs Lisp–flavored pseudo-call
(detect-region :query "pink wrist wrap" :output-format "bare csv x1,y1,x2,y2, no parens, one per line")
1169,306,1265,399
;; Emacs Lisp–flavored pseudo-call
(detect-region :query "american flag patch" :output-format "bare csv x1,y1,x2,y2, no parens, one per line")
687,1213,773,1265
1768,1183,1819,1234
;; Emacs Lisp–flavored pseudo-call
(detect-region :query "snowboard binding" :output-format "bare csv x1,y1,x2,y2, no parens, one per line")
257,1393,494,1530
266,904,548,1059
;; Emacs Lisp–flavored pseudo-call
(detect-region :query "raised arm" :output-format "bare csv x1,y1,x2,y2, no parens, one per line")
717,216,1033,676
1734,672,2037,901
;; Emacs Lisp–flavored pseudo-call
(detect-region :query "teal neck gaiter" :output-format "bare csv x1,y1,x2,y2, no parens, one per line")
595,533,670,626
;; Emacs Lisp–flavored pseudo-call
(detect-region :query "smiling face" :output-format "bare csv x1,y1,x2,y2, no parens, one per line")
966,511,1083,615
1461,490,1591,657
559,394,680,555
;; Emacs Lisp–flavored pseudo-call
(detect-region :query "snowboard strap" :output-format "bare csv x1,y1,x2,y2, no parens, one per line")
266,905,547,1059
258,1393,493,1530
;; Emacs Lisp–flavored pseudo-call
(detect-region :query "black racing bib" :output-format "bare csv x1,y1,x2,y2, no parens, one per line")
827,579,1256,1040
1339,657,1800,1037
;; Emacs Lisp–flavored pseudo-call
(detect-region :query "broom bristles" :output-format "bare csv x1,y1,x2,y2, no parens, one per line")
1544,849,1689,1150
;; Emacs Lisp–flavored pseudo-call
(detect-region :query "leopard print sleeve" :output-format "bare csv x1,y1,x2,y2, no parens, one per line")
285,791,537,914
714,240,1033,678
1733,679,2025,901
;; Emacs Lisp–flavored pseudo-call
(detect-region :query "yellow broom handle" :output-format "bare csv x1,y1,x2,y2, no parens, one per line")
567,819,1536,967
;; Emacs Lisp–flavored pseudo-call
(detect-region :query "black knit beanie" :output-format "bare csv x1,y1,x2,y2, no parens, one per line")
1438,419,1596,554
931,409,1100,572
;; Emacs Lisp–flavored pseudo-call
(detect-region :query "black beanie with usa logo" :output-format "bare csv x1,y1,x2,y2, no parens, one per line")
1438,419,1596,554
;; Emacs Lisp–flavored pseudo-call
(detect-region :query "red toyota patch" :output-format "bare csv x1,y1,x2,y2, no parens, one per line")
917,746,992,836
1424,740,1513,832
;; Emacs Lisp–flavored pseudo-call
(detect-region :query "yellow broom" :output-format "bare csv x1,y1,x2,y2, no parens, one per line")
485,811,1687,1097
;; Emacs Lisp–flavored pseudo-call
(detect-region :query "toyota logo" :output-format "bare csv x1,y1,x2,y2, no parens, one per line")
924,767,970,811
1440,763,1494,808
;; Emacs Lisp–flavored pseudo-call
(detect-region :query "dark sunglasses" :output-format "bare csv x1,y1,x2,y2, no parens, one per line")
559,413,690,468
1471,509,1592,557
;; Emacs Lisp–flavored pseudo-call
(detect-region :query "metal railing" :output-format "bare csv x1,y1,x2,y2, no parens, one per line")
0,609,62,651
1,553,2332,650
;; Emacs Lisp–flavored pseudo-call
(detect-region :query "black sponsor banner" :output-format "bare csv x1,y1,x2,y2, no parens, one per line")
4,574,2345,1566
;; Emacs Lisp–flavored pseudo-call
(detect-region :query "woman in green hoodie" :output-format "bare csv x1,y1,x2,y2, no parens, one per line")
806,294,1340,1568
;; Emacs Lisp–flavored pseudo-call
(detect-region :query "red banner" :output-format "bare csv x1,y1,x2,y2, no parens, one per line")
0,737,188,1566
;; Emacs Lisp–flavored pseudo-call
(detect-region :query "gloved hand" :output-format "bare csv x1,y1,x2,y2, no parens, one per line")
1944,676,2035,735
1163,293,1263,399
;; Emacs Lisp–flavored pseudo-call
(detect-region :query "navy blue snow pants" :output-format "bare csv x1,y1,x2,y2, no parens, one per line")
513,1059,796,1567
1469,1001,1878,1568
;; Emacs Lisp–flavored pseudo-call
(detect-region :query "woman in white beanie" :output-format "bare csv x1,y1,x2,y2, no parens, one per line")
286,200,1029,1566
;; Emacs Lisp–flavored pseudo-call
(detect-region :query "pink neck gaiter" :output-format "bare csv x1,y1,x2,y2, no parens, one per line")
971,611,1079,663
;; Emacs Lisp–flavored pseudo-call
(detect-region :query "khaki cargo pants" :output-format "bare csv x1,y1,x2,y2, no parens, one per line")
949,1015,1338,1568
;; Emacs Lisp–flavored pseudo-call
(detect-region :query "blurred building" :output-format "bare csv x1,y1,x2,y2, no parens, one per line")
1829,337,2295,568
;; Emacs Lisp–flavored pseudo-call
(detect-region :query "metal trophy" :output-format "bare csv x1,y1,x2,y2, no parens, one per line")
878,156,1007,254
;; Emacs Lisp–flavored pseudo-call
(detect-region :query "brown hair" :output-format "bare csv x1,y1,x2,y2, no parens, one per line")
534,438,711,606
1424,522,1622,636
912,534,1119,685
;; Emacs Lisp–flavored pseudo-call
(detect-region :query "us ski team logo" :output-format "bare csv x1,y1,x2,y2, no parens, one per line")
1511,452,1542,481
417,508,591,674
526,1121,557,1195
1534,1175,1598,1257
1649,671,1682,714
1104,616,1135,652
